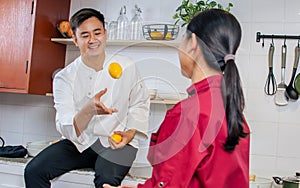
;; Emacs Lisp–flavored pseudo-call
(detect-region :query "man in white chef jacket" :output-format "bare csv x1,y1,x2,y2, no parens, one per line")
24,8,150,188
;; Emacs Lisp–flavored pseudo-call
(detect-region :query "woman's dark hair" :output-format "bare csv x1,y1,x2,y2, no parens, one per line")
187,9,248,151
70,8,105,35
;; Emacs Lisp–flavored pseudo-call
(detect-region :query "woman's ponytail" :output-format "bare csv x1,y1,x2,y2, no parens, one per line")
222,59,248,151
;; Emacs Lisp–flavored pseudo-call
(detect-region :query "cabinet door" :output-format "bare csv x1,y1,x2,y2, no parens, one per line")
0,0,33,91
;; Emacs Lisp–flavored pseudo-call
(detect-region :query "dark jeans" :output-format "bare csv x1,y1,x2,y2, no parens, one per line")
24,139,137,188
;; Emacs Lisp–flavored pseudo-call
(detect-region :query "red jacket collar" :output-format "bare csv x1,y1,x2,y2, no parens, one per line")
187,75,223,96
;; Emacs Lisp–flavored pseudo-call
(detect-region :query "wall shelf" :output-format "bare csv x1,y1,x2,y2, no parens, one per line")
51,38,180,47
150,98,179,105
46,93,180,105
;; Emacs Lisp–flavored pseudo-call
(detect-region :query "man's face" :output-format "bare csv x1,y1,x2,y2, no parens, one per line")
73,16,107,58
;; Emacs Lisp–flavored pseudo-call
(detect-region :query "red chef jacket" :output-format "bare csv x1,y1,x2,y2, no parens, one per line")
138,75,250,188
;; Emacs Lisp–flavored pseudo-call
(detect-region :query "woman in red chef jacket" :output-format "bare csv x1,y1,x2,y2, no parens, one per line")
104,9,250,188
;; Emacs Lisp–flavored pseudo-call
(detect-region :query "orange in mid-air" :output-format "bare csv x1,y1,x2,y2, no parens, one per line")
111,133,122,143
108,62,122,79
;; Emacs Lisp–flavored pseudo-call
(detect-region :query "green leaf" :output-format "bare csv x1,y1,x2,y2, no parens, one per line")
173,0,233,27
175,6,181,12
182,22,187,27
209,1,217,8
173,14,179,19
196,1,205,6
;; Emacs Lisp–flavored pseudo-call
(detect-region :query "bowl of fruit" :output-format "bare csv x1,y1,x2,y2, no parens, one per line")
142,24,179,40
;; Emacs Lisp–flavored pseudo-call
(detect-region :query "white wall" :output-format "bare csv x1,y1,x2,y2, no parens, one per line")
1,0,300,180
0,93,60,145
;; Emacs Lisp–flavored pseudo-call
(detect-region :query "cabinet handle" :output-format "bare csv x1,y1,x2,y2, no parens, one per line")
26,61,28,74
31,1,34,14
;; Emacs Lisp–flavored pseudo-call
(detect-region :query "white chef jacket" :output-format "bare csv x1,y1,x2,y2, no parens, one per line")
53,54,150,152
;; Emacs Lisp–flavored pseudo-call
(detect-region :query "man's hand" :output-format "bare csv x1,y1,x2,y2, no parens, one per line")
74,88,117,136
91,88,118,115
108,129,136,150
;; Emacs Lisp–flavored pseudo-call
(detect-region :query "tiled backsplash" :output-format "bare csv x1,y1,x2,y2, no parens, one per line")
0,93,60,145
1,0,300,180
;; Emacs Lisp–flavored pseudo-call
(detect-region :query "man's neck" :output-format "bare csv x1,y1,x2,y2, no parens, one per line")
82,53,106,72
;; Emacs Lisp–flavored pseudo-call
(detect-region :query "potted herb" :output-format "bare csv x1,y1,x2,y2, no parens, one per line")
173,0,233,27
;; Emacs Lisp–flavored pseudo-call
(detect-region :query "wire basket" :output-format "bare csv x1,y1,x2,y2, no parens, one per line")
142,24,179,40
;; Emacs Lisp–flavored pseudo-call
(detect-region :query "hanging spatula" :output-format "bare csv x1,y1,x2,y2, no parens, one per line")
274,43,288,106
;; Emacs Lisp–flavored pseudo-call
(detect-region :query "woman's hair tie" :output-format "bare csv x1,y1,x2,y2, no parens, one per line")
224,54,235,63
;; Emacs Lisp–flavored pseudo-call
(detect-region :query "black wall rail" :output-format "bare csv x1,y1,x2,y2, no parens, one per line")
256,32,300,43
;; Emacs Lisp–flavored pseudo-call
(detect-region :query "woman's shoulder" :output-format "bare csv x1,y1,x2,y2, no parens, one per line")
166,101,183,116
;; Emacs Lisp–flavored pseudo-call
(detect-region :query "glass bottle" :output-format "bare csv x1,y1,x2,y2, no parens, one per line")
108,21,118,40
116,6,128,40
130,5,143,40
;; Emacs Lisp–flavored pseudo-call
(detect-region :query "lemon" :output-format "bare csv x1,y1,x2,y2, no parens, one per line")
150,30,164,40
111,133,122,143
165,32,173,40
108,62,122,79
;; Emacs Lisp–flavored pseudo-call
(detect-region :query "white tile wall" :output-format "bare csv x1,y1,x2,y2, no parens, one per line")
1,0,300,182
0,93,61,146
250,122,279,156
284,0,300,23
252,0,285,23
230,0,252,23
1,105,25,133
250,155,278,176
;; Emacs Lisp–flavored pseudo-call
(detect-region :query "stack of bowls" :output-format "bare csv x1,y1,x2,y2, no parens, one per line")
26,141,51,157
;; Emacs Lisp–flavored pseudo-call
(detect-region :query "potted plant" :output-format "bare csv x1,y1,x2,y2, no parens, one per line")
173,0,233,27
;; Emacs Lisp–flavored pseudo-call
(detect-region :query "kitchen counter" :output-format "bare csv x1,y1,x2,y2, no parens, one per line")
0,156,30,164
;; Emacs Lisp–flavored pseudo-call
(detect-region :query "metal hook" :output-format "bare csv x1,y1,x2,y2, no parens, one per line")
262,37,265,47
123,5,126,14
298,38,300,47
271,35,274,46
284,36,287,46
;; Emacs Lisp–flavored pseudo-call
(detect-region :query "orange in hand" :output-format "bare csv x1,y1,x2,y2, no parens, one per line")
108,62,122,79
111,133,122,143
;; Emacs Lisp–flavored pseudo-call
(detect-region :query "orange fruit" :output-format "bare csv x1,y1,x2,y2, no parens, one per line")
150,30,164,40
58,20,73,38
108,62,122,79
111,133,122,143
67,29,73,38
165,32,173,40
58,21,70,33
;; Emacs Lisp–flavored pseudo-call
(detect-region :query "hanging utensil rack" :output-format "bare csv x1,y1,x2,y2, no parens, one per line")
256,32,300,43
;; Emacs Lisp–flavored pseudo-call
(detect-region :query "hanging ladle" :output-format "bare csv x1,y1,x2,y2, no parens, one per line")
285,43,300,100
